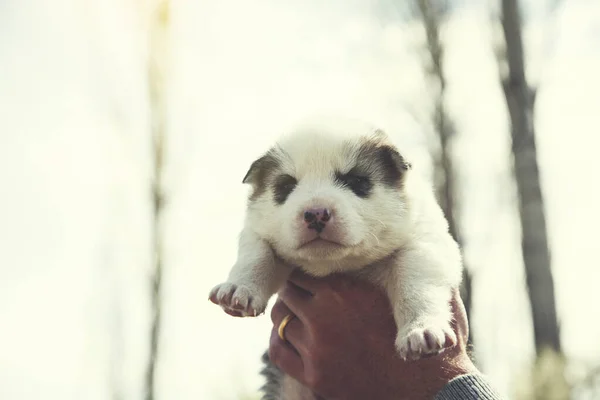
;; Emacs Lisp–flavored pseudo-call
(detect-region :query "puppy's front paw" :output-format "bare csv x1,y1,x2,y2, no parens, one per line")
208,282,267,317
395,322,457,361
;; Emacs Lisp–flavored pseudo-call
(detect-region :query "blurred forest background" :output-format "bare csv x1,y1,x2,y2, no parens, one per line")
1,0,599,399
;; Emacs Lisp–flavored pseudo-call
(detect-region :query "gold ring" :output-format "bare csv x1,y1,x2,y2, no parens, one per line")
278,314,295,341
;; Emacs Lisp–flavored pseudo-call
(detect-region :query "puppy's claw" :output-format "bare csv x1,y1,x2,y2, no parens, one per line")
208,282,267,317
396,322,456,361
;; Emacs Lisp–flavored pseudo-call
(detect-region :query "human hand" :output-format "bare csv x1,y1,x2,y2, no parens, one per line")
268,269,476,400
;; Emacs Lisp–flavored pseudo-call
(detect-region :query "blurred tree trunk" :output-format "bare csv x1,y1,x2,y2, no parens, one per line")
415,0,473,338
145,1,170,399
500,0,560,354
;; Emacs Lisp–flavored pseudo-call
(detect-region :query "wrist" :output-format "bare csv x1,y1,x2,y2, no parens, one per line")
395,351,477,400
429,353,479,395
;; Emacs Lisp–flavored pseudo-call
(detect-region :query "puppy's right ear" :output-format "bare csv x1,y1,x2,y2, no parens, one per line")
242,151,279,186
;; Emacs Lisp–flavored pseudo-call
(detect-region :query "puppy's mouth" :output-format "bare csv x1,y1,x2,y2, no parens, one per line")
298,237,346,251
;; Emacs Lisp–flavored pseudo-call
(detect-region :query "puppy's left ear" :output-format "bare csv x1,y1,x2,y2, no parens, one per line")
393,148,412,171
371,130,412,171
242,151,279,186
378,145,412,182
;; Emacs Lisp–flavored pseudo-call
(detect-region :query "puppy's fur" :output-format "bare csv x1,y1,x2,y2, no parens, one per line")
209,117,463,398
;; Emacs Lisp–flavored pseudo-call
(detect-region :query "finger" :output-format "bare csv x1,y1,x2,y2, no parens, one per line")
287,269,325,295
270,298,304,346
271,297,294,325
449,288,469,346
268,326,304,380
278,281,314,320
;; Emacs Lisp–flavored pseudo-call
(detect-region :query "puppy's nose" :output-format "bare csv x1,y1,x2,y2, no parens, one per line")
303,208,332,233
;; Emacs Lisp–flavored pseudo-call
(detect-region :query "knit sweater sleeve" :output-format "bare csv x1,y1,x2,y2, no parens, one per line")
434,374,504,400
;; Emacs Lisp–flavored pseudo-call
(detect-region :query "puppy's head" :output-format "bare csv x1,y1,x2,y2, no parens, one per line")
242,118,413,275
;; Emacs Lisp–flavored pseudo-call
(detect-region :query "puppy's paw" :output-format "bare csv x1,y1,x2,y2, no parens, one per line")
395,322,457,361
208,282,267,317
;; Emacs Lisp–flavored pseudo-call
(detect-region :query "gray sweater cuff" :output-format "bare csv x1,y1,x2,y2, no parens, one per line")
435,374,504,400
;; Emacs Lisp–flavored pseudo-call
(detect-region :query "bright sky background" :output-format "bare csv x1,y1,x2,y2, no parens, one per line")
1,0,599,399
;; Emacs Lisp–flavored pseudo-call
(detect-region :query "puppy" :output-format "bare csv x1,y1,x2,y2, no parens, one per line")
209,116,462,364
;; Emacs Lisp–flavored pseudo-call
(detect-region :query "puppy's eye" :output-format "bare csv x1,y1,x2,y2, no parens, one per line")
335,171,372,198
273,174,298,204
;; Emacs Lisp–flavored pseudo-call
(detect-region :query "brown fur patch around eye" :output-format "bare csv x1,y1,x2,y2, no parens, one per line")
272,174,298,204
353,133,411,188
242,149,281,201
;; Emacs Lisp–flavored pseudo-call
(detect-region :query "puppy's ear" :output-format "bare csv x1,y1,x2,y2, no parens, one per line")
376,145,411,186
386,146,412,171
357,133,412,187
369,130,412,172
242,151,279,186
242,157,263,184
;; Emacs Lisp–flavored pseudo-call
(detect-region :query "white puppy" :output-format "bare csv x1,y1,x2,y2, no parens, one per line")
209,117,463,360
